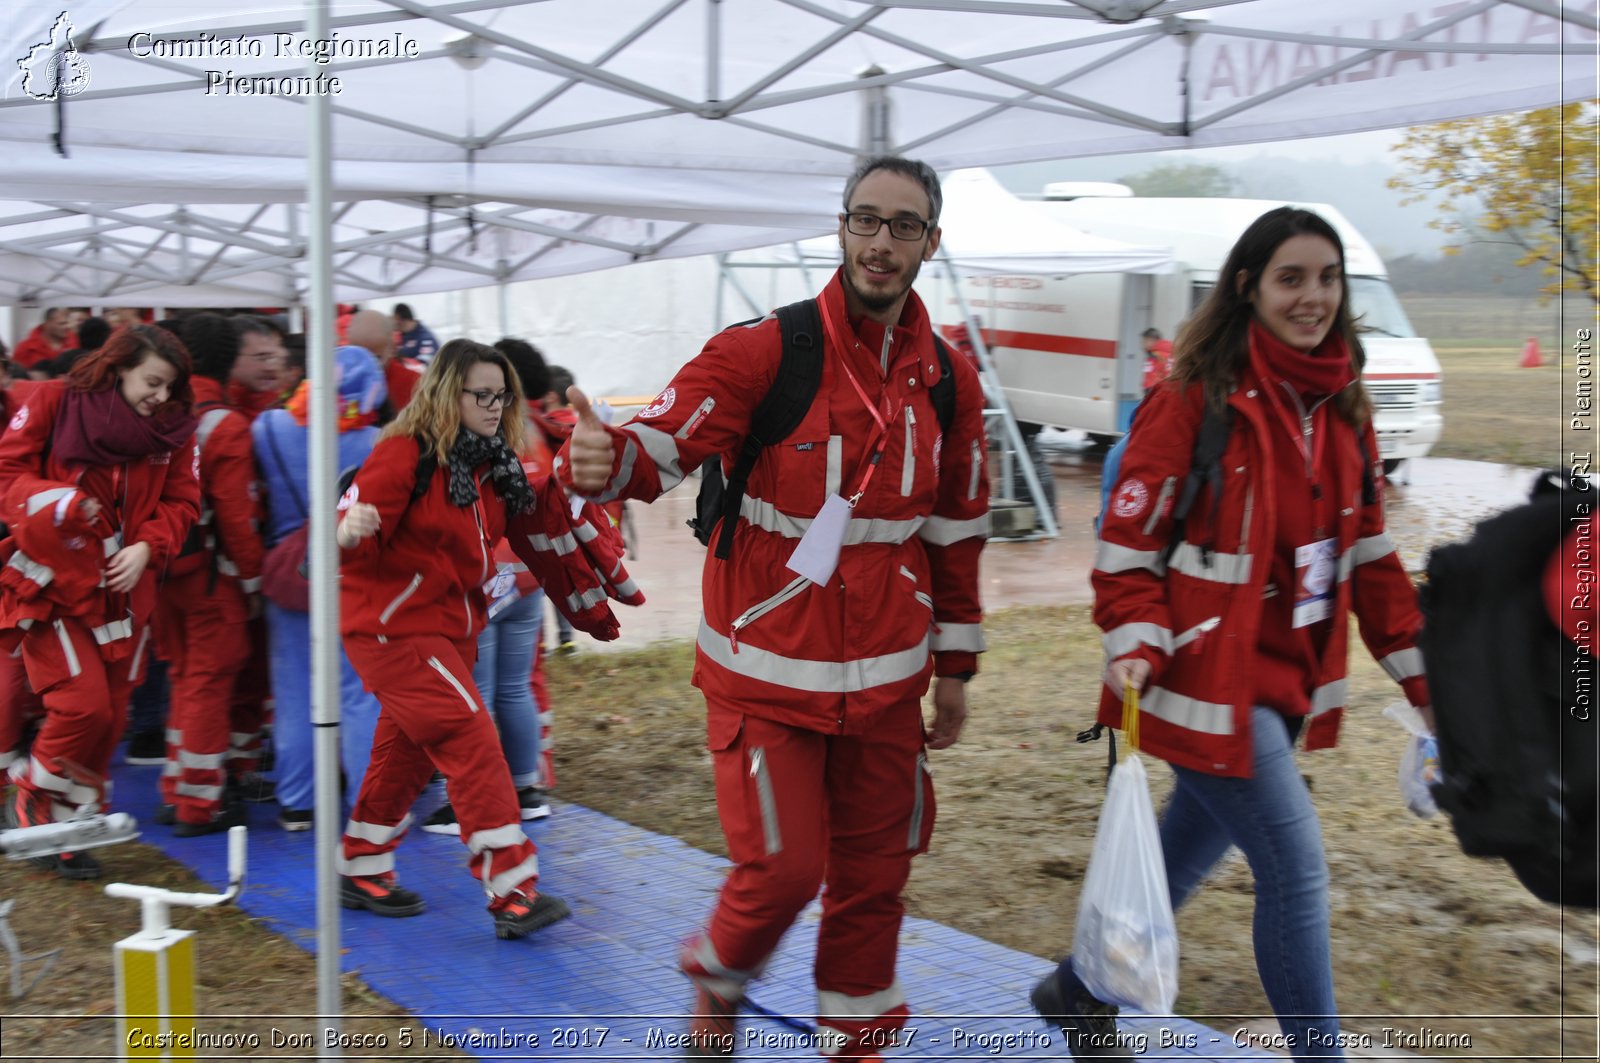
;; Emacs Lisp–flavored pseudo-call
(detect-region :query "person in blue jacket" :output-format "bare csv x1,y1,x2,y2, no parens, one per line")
253,345,388,831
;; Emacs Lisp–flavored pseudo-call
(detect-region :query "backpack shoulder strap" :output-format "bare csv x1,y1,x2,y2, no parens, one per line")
1165,401,1233,564
712,298,825,560
929,335,957,435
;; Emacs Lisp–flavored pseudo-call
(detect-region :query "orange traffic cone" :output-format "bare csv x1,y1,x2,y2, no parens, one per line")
1521,336,1543,367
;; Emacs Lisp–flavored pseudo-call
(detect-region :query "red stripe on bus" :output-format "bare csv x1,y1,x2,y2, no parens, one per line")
980,328,1119,359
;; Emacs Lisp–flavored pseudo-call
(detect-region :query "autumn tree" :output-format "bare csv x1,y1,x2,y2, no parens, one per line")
1389,103,1597,304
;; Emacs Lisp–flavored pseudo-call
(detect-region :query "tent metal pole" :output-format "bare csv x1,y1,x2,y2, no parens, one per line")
303,0,343,1054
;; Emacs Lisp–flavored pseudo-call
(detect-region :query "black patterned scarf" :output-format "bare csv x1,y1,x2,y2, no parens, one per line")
446,430,536,515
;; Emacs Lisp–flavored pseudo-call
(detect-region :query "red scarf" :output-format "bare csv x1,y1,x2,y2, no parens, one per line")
52,387,197,467
1247,319,1356,399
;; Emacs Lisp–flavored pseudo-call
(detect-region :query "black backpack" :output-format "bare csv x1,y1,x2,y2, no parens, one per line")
689,298,957,560
1420,469,1598,908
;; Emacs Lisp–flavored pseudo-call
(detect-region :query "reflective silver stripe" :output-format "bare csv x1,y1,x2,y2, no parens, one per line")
625,423,686,493
25,486,77,517
1143,476,1176,536
215,555,240,577
344,814,413,846
1094,539,1165,576
484,853,539,898
175,782,224,801
161,761,181,779
103,535,122,556
1351,532,1397,567
698,616,930,693
685,936,756,998
338,852,395,877
571,521,599,544
228,731,255,751
914,591,933,610
378,572,423,625
176,749,226,770
906,755,927,850
826,435,842,498
6,550,53,588
90,618,133,645
0,751,15,770
1140,687,1235,735
968,440,981,501
564,585,608,613
238,576,262,594
466,822,528,855
900,565,915,581
53,620,80,678
1102,622,1173,659
593,435,639,504
603,562,642,601
901,408,916,495
1310,679,1348,716
817,980,907,1022
750,747,782,856
127,625,151,683
427,656,480,713
1380,647,1426,683
930,622,985,652
194,407,231,449
165,728,183,745
740,495,925,544
1169,543,1253,585
917,513,990,546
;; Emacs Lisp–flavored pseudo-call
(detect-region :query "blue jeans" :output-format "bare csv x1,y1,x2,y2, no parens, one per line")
266,603,381,814
473,589,544,787
1057,707,1339,1060
550,596,573,647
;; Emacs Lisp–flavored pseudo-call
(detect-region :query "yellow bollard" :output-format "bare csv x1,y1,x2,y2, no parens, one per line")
107,826,247,1060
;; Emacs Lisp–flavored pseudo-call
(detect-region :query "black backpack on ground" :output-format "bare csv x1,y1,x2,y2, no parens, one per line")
1420,469,1598,908
689,298,957,560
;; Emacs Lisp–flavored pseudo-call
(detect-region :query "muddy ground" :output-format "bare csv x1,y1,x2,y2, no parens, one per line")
550,605,1599,1062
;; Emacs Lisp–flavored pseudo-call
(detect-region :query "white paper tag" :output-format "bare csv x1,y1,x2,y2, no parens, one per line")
483,568,517,601
786,493,851,585
1292,536,1338,627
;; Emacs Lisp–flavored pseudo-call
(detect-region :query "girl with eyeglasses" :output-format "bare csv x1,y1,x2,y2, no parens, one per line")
333,338,570,939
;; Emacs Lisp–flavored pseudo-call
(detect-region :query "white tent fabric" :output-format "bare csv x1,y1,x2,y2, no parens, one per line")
0,1,1592,307
3,1,1593,171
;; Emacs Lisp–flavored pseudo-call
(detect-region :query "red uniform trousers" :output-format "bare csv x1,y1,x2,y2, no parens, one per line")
155,569,251,825
682,697,935,1058
15,617,144,820
227,616,268,775
0,646,43,773
341,633,539,903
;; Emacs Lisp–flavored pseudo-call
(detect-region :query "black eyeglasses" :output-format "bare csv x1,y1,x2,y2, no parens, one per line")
463,388,514,408
841,212,931,241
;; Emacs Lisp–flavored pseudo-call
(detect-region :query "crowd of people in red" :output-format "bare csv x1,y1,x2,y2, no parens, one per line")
0,303,619,940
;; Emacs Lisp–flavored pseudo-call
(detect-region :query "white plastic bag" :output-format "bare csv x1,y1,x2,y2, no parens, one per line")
1383,701,1441,818
1071,753,1179,1013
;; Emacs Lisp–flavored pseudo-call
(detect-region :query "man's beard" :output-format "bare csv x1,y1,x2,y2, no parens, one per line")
844,256,921,315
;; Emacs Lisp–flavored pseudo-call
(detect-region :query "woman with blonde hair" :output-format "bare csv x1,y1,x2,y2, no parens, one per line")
335,338,570,939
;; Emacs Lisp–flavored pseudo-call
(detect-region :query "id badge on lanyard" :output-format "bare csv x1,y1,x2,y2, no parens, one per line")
1292,537,1338,627
784,299,900,586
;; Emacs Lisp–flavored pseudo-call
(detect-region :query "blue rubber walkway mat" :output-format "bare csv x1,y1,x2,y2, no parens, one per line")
109,758,1274,1060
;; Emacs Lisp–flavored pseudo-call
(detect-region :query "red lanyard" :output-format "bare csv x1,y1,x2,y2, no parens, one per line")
818,296,901,506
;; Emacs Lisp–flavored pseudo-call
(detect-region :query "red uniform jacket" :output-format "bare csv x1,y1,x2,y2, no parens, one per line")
0,380,200,659
556,271,990,734
338,434,639,644
167,378,263,594
1092,369,1428,778
11,326,75,370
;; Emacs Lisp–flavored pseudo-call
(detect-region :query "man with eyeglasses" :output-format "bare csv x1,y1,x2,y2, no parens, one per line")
562,156,989,1061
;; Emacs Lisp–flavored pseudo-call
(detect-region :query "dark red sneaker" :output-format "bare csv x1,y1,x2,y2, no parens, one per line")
339,873,424,917
491,891,569,939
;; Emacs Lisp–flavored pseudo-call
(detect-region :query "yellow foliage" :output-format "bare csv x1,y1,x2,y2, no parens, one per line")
1389,103,1598,304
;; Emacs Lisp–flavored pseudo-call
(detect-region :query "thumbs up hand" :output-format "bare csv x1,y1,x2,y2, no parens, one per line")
567,386,618,494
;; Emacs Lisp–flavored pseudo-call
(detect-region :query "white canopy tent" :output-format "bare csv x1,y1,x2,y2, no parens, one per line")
0,1,1590,1049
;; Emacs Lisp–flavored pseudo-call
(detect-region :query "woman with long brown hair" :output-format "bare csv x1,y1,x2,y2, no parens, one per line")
335,338,569,940
1034,208,1431,1060
0,325,200,879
